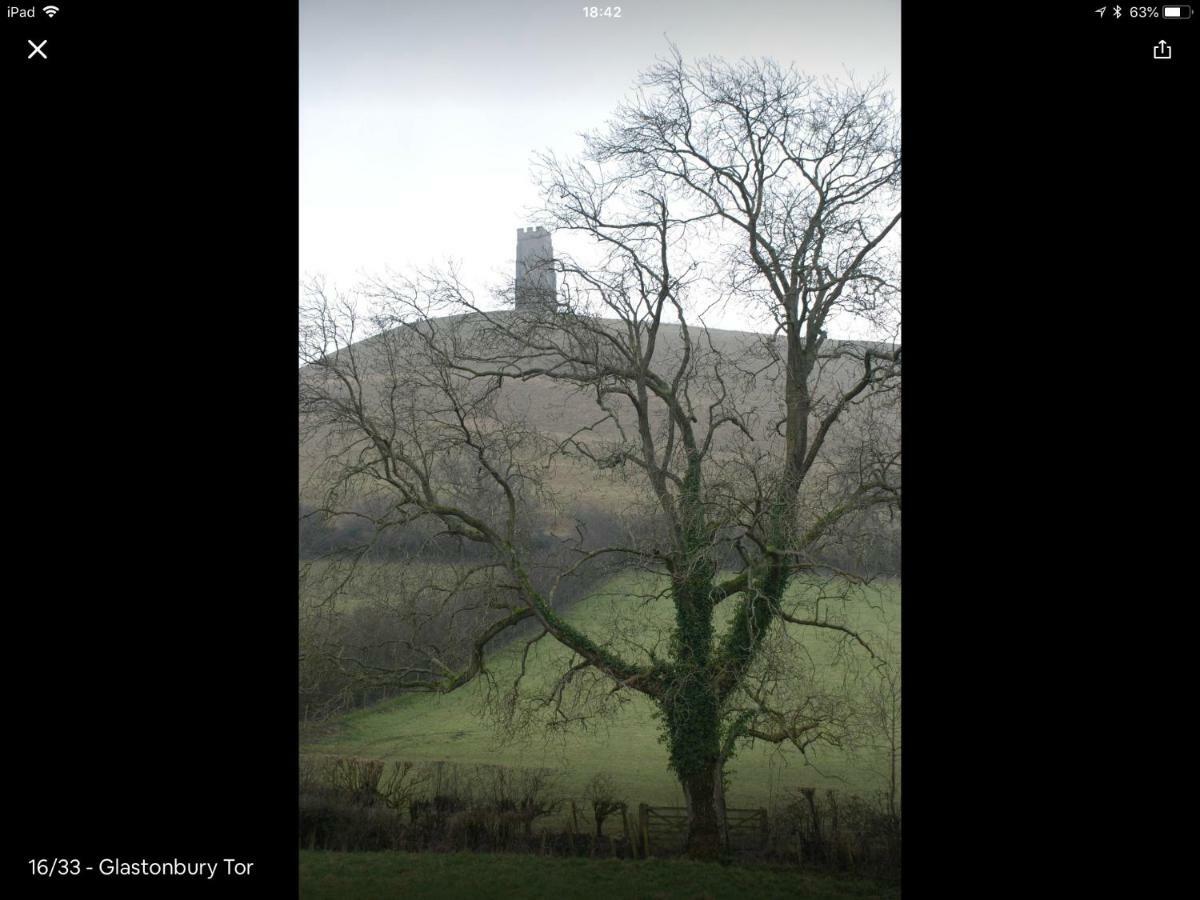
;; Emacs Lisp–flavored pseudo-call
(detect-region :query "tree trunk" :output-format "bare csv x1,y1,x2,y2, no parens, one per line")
663,658,723,859
665,508,722,860
681,767,722,860
672,681,724,859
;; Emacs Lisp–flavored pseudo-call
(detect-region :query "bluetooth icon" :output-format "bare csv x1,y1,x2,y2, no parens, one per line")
1113,4,1122,16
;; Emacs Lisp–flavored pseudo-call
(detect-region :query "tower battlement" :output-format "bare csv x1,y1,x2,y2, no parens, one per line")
515,226,556,311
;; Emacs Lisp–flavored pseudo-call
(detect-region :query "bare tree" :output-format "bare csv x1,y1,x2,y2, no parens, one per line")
298,47,900,860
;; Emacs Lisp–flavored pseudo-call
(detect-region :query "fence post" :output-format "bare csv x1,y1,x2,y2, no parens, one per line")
639,803,650,858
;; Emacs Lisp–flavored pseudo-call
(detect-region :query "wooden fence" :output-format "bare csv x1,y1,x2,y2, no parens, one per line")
637,804,768,856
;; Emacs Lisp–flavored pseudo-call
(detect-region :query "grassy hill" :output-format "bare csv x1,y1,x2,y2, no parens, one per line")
302,570,900,812
299,312,899,526
300,312,901,815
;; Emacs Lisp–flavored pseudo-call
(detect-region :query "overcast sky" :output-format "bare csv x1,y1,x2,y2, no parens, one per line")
300,0,901,333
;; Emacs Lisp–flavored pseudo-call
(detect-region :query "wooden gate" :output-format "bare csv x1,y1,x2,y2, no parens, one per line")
638,804,768,856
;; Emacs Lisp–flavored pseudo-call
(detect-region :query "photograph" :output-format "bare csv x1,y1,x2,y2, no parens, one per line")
299,2,902,896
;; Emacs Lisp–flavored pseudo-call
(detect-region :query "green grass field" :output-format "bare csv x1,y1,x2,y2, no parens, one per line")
302,570,900,811
299,851,900,900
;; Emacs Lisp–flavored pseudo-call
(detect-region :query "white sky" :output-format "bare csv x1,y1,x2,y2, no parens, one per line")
299,0,901,334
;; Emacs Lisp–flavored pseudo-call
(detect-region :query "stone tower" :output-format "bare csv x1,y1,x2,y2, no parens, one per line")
515,226,556,311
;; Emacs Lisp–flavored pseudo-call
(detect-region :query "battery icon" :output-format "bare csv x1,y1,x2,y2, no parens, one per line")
1163,5,1191,16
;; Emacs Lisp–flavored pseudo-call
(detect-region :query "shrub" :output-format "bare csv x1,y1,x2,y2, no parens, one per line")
583,772,626,838
299,757,562,853
769,787,900,879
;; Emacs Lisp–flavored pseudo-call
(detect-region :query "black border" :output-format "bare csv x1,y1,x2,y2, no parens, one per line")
900,4,1193,887
7,1,298,893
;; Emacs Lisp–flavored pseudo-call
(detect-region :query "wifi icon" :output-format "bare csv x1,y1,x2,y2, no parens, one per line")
43,5,59,16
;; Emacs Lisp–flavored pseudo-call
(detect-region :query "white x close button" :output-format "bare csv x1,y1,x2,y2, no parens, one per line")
27,40,48,60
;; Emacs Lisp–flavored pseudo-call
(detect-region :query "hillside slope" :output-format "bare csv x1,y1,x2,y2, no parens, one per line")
302,570,901,810
300,312,900,532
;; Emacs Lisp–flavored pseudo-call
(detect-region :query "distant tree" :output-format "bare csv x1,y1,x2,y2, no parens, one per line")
583,772,625,839
299,47,900,859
